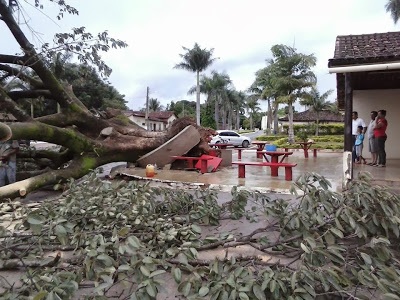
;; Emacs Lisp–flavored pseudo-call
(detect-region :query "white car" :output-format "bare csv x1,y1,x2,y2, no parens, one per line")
209,130,251,148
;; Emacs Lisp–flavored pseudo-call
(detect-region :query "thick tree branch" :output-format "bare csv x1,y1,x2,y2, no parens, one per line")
8,89,53,101
0,1,88,112
0,54,27,65
4,122,96,153
0,64,44,88
0,87,33,122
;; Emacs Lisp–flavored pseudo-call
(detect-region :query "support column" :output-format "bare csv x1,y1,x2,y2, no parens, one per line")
343,73,353,189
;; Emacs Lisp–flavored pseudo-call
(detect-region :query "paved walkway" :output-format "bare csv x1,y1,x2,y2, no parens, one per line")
110,149,345,194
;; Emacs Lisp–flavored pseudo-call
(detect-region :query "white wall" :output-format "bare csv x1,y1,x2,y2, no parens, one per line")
353,89,400,159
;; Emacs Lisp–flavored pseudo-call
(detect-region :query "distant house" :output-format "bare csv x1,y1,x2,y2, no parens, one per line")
124,111,177,131
279,109,344,125
0,113,17,122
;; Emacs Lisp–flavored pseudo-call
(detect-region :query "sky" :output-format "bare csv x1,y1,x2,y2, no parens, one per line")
1,0,398,112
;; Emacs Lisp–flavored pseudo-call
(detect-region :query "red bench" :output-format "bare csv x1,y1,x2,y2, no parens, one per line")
284,147,318,158
231,161,297,181
170,156,213,174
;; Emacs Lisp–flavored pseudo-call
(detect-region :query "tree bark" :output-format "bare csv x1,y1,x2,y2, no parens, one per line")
196,71,201,126
0,1,211,200
288,102,295,144
214,95,219,130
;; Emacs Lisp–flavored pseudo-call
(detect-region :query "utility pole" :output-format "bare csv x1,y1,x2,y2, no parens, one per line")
145,87,150,131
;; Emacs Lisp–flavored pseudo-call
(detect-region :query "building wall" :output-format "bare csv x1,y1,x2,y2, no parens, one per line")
128,116,165,131
129,116,146,129
353,89,400,159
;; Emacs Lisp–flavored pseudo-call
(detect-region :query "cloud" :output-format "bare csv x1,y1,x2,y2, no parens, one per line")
1,0,398,112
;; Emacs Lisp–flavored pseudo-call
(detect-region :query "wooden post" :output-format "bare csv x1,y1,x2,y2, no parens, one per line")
145,87,150,131
343,73,353,187
344,73,353,152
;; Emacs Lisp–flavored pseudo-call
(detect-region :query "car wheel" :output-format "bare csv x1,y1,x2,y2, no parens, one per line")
242,140,249,148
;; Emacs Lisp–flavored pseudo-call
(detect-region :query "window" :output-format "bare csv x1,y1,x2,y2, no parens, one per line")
142,123,145,126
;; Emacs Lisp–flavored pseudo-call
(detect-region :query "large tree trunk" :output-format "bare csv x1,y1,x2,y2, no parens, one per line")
214,95,219,130
222,103,227,130
227,103,232,130
273,103,279,135
288,102,295,144
196,71,201,126
236,107,240,130
0,3,211,200
316,112,320,136
267,99,272,132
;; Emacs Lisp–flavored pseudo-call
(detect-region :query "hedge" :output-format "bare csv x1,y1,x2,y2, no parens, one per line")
282,123,344,135
256,135,344,150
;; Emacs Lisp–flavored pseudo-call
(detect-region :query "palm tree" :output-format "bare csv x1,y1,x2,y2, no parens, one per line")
174,43,217,126
300,87,333,136
148,98,163,112
267,44,316,144
245,95,261,130
386,0,400,23
235,91,246,130
188,71,231,129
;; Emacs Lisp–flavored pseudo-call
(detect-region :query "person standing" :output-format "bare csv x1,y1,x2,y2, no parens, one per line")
354,126,366,164
352,111,366,162
0,139,19,186
373,110,388,167
367,111,378,165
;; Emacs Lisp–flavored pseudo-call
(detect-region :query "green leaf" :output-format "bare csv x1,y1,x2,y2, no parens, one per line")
55,224,67,236
140,265,151,277
253,284,266,300
97,254,113,267
300,243,311,254
149,270,166,278
330,228,344,239
127,236,141,248
191,224,202,234
33,291,47,300
360,252,372,265
291,271,297,290
178,253,188,265
146,281,157,297
27,214,42,225
173,268,182,283
239,292,250,300
199,286,209,297
182,281,191,297
118,227,129,236
324,232,335,245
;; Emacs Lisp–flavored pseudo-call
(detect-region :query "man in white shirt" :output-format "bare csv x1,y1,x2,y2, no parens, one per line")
366,111,378,165
352,111,366,162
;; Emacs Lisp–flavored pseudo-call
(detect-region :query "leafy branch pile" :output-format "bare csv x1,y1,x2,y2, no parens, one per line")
1,172,400,299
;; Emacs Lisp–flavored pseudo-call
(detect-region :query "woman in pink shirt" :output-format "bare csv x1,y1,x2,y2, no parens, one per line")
373,110,388,167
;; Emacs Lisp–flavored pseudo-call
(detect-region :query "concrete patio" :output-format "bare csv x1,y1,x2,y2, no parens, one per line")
112,147,400,194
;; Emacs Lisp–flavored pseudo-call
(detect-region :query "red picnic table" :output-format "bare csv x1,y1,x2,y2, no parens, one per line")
252,141,269,158
296,142,315,158
256,150,294,176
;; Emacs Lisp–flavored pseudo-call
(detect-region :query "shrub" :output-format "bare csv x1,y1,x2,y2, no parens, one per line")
282,123,344,135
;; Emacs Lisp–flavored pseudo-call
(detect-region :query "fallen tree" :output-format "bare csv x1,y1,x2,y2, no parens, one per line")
1,172,400,299
0,1,212,200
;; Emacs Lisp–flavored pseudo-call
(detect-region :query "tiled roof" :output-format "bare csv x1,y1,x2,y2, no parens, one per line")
0,112,17,121
124,111,176,123
328,31,400,67
279,110,344,122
